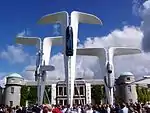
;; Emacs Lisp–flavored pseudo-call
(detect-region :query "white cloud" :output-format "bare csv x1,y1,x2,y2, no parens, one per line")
16,28,30,37
22,65,35,80
132,0,144,16
83,26,143,48
0,45,29,64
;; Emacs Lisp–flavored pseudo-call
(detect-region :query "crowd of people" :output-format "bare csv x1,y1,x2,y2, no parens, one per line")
0,102,150,113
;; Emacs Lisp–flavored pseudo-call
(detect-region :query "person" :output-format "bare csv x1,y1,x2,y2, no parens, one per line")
114,104,120,113
52,105,62,113
120,103,128,113
86,105,93,113
41,104,52,113
16,107,22,113
106,105,110,113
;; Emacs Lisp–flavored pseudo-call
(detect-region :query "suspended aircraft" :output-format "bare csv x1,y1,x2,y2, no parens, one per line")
38,11,102,107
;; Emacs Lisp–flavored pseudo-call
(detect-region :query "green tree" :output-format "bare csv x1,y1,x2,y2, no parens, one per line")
136,86,150,103
27,86,37,103
20,85,28,106
137,87,143,102
142,88,148,102
91,85,105,104
147,91,150,101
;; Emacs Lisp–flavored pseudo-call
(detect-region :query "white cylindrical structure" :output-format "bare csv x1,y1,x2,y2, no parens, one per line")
51,84,56,105
115,72,138,104
85,83,91,104
5,73,23,107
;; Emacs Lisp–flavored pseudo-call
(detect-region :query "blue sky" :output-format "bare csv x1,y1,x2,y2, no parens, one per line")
0,0,144,76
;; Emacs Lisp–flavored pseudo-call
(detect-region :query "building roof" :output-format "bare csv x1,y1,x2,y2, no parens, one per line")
7,73,22,78
120,72,133,76
25,79,104,86
135,78,150,85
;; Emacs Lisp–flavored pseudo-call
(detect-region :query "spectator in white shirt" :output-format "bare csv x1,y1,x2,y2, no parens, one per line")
120,103,128,113
86,105,93,113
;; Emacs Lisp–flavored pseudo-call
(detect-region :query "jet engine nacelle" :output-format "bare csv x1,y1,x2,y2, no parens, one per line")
106,62,113,74
65,26,73,56
42,71,46,82
105,62,115,88
35,70,38,81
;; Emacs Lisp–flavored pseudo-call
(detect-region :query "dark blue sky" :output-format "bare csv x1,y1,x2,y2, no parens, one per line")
0,0,143,75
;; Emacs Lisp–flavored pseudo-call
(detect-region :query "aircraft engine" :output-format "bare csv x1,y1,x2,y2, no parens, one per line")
35,70,38,81
106,62,115,88
65,26,73,56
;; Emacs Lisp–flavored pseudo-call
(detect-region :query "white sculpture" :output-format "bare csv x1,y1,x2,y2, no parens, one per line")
77,47,141,105
16,36,62,105
38,11,102,107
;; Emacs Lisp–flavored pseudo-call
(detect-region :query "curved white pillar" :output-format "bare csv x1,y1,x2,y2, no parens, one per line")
40,37,64,105
69,11,102,107
38,11,68,105
42,37,53,65
77,47,141,105
16,36,63,105
38,11,102,107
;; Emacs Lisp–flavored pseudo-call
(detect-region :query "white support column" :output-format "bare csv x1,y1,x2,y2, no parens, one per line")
85,83,91,104
51,84,56,105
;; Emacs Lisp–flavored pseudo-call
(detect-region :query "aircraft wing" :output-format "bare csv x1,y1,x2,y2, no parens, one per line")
16,37,41,45
40,65,55,71
71,11,103,25
76,48,106,57
25,66,36,71
110,47,142,56
25,65,55,71
38,11,68,24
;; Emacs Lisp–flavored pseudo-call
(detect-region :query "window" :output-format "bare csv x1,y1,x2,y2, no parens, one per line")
11,79,15,83
74,99,79,105
127,77,130,80
10,101,13,106
80,99,85,105
74,87,78,95
11,80,14,83
128,86,132,92
64,100,67,105
11,87,14,94
58,87,63,96
59,100,63,105
64,87,67,95
80,87,84,95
